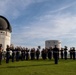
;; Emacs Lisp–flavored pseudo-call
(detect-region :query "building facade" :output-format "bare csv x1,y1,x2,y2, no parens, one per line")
45,40,61,50
0,16,12,51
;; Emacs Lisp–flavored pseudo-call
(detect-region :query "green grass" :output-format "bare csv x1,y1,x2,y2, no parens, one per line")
0,59,76,75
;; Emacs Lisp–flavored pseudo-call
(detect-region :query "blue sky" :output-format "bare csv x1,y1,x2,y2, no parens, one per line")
0,0,76,48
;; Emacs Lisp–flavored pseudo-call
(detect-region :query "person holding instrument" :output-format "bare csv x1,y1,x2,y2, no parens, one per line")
53,45,59,64
0,45,2,65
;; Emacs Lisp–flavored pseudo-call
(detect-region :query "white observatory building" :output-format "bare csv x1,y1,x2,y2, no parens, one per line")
0,16,12,51
45,40,61,50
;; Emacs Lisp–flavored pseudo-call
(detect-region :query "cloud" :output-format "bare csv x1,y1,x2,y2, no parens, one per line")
0,0,32,18
49,1,76,13
0,0,47,18
11,11,76,48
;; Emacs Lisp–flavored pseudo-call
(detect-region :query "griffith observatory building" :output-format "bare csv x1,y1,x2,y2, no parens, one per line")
0,16,12,51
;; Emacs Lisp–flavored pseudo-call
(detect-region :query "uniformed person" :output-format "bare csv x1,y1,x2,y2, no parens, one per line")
41,49,44,60
12,50,15,62
25,48,29,60
60,48,64,59
47,47,52,60
69,47,73,59
30,48,33,60
23,47,26,60
10,46,15,62
64,46,68,60
53,45,59,64
15,47,20,61
0,45,2,65
6,45,10,63
72,47,75,60
21,48,24,61
36,48,40,60
30,48,35,60
41,48,47,60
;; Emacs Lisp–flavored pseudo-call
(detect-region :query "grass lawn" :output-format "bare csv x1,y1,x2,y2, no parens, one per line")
0,59,76,75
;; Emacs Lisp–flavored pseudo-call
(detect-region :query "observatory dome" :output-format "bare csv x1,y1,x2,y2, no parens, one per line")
0,16,12,32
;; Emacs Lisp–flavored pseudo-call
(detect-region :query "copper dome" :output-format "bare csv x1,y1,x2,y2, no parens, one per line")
0,16,12,32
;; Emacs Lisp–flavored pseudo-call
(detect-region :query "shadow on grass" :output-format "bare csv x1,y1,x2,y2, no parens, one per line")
0,63,55,69
0,59,75,69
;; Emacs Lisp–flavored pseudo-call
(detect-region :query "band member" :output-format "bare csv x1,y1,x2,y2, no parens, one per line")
25,48,29,60
30,48,35,60
36,48,40,60
64,46,68,60
60,48,64,59
72,47,75,60
69,47,73,59
10,46,15,62
6,45,10,63
23,48,26,60
41,48,47,60
15,47,20,61
0,45,2,65
20,47,25,61
53,45,59,64
47,47,52,60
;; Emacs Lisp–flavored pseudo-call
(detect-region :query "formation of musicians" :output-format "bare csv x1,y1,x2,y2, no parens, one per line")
0,45,76,65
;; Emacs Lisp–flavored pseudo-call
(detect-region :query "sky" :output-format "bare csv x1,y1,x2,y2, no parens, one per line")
0,0,76,48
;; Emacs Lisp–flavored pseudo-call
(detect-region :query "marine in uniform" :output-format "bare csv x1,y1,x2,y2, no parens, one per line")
6,45,10,63
41,48,47,60
25,48,29,60
72,47,75,60
64,46,68,60
60,48,64,59
0,45,2,65
53,45,59,64
36,48,40,60
47,47,52,60
69,47,73,59
15,47,20,61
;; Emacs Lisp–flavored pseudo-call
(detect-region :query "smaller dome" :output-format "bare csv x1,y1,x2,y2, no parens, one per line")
0,18,8,30
0,16,12,32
